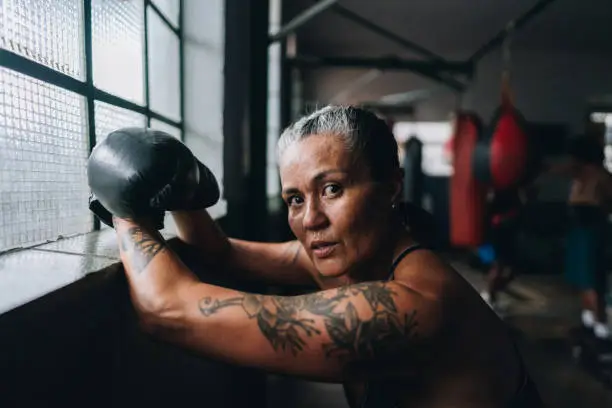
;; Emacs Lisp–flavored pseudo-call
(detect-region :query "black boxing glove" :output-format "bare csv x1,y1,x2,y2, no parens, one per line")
87,128,220,229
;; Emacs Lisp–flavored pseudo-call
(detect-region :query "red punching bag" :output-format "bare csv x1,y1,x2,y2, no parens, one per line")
473,73,530,190
450,112,487,247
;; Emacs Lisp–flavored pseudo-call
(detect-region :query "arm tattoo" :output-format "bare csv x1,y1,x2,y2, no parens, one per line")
199,282,418,361
119,227,166,273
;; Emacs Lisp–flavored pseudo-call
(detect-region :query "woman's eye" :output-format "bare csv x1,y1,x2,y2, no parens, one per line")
287,196,304,206
323,184,342,197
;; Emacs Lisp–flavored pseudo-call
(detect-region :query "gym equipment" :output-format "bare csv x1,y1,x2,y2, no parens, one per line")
87,128,220,229
449,112,487,247
403,137,424,206
472,23,533,191
472,74,531,190
569,326,612,388
474,106,530,189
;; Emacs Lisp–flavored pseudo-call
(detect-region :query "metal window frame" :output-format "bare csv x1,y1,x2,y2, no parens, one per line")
0,0,186,231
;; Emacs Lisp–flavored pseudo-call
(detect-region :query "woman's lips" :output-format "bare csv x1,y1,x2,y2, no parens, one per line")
311,242,337,258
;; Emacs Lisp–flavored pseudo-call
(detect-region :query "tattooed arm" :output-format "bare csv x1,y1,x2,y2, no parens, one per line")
115,218,439,382
114,217,201,316
172,209,317,285
188,281,433,382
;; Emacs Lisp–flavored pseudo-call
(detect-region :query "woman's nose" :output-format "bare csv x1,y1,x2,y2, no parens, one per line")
302,199,329,231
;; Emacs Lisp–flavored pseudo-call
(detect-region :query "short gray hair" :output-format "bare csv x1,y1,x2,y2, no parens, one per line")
277,105,399,182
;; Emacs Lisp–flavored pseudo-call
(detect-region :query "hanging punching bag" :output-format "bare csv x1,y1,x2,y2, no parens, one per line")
450,112,487,247
473,73,530,190
403,137,424,205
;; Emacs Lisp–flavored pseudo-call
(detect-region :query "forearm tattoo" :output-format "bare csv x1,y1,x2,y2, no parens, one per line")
199,282,418,361
119,226,166,274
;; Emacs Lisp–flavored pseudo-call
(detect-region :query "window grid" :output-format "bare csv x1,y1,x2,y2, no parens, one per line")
0,0,85,80
0,0,184,251
0,67,91,251
91,0,146,104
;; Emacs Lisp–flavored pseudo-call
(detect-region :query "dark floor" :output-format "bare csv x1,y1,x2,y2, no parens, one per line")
266,260,612,408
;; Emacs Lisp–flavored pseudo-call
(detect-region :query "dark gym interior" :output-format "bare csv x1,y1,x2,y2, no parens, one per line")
1,0,612,407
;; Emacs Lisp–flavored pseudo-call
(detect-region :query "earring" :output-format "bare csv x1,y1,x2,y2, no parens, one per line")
391,203,397,210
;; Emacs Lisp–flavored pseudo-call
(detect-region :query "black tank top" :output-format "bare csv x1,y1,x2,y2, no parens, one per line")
387,243,423,281
359,244,423,408
360,244,544,408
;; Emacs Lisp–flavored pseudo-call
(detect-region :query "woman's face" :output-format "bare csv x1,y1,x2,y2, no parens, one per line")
279,134,400,281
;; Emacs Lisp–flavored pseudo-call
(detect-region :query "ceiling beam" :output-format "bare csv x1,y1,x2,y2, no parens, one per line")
329,4,445,62
288,55,471,91
289,55,472,74
269,0,338,43
327,4,466,91
468,0,560,64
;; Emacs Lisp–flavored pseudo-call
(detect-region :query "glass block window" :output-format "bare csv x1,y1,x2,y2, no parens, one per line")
0,0,186,251
148,7,181,121
151,0,180,27
94,101,147,145
0,0,85,79
149,119,181,139
0,68,91,252
92,0,145,104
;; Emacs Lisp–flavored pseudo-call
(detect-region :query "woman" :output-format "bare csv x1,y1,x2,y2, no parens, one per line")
114,106,543,407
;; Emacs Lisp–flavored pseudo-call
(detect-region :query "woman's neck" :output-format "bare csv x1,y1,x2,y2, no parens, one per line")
347,224,413,284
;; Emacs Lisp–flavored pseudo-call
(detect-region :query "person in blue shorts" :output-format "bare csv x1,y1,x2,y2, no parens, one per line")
481,188,525,314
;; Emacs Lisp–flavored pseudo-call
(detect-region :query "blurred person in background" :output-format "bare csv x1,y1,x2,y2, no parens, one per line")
538,132,612,341
481,187,527,315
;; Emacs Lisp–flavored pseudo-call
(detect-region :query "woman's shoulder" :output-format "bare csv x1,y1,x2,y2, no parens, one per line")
390,249,488,322
392,246,450,276
390,248,462,306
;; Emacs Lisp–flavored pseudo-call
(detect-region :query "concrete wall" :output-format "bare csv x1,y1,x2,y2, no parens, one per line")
303,50,612,133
